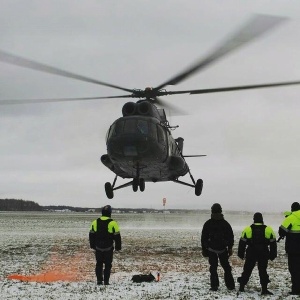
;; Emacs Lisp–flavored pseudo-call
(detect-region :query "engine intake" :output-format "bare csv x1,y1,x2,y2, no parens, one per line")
122,102,137,116
137,101,151,115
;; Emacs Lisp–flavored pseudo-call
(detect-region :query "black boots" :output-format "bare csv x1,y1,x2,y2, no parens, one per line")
289,291,300,295
261,286,273,295
239,284,245,292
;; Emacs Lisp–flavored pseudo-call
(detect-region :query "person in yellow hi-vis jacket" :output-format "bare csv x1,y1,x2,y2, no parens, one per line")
237,212,277,295
89,205,121,285
278,202,300,296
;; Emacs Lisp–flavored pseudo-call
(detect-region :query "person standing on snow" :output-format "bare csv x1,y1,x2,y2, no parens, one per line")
278,202,300,253
89,205,121,285
237,212,277,295
201,203,235,291
278,202,300,295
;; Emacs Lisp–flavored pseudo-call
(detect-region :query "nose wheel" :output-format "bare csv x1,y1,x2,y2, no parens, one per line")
132,178,145,192
139,178,145,192
132,178,138,192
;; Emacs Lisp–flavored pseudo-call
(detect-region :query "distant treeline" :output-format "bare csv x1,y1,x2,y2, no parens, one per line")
43,205,97,212
0,198,255,214
0,199,43,211
0,199,94,212
0,199,204,213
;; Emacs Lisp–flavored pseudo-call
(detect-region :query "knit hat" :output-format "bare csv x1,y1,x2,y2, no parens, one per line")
211,203,222,213
291,202,300,212
253,212,263,223
102,205,112,217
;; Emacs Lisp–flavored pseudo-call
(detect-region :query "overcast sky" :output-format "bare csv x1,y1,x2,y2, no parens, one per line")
1,0,300,212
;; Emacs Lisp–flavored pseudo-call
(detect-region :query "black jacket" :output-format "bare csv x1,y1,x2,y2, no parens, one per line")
201,213,234,253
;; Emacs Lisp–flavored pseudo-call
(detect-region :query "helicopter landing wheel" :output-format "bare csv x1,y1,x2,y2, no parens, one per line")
132,178,138,192
139,178,145,192
105,182,114,199
195,179,203,196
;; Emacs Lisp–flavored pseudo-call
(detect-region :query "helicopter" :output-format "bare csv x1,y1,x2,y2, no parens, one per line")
1,14,300,199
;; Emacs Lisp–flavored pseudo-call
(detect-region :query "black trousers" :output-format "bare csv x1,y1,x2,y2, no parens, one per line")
95,249,113,283
288,253,300,293
208,250,235,289
238,250,269,287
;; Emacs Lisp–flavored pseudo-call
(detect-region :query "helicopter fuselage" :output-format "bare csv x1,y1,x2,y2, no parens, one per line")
101,114,189,182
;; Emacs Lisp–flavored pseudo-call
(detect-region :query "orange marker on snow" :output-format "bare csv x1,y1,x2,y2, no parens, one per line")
156,272,160,282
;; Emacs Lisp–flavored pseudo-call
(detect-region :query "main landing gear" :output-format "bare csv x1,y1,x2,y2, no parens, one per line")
104,176,146,199
172,170,203,196
105,162,147,199
104,174,203,199
195,179,203,196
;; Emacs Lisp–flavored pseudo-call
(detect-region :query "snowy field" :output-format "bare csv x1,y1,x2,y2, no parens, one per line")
0,211,297,299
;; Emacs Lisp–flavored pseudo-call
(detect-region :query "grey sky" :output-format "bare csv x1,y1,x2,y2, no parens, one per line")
1,1,300,211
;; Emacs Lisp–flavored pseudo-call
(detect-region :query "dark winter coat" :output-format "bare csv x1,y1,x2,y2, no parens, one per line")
201,213,234,254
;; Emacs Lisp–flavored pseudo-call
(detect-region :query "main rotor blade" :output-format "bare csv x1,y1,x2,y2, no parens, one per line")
0,95,134,105
0,50,133,93
158,80,300,96
154,97,188,115
155,14,287,90
183,155,207,157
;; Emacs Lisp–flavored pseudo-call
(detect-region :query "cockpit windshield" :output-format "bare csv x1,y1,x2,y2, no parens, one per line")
137,120,148,135
109,118,156,139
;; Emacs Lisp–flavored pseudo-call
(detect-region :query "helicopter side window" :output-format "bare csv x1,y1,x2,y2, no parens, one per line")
137,120,148,135
157,124,165,143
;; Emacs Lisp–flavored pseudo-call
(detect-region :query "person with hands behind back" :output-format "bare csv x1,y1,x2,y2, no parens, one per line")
237,212,277,295
201,203,235,291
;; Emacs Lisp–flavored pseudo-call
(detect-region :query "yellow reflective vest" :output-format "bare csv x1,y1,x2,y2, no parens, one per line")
279,210,300,254
238,223,277,260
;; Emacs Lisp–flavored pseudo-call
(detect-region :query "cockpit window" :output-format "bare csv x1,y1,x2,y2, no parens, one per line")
114,120,124,136
137,120,148,135
124,119,136,133
109,119,156,137
122,119,149,135
108,120,124,138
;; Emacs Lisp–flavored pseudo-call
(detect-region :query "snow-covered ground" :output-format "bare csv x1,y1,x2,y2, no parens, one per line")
0,211,297,299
